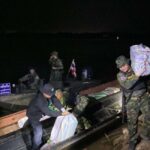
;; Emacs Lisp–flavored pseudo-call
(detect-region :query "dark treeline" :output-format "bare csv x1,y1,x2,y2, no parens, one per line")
0,32,150,83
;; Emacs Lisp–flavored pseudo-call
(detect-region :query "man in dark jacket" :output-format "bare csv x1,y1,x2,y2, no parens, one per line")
27,83,68,150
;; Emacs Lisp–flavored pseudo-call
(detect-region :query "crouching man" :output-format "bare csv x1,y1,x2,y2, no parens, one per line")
26,83,69,150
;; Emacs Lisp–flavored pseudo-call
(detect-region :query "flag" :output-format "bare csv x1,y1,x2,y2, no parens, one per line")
69,59,77,78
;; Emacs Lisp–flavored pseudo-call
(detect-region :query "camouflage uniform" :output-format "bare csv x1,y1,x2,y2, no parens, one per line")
19,72,40,91
50,91,91,131
73,95,92,131
49,51,64,81
48,95,66,112
116,56,150,145
146,75,150,93
73,95,89,116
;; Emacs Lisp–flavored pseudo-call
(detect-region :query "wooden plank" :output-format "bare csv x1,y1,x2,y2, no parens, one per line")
0,124,19,136
80,80,119,95
0,110,26,129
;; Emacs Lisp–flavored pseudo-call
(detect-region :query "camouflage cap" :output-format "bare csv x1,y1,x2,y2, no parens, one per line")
115,55,129,68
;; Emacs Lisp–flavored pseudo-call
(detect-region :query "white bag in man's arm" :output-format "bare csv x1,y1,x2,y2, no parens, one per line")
50,113,78,144
130,44,150,76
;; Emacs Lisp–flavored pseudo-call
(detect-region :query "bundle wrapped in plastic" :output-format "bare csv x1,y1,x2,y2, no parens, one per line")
50,113,78,144
130,44,150,76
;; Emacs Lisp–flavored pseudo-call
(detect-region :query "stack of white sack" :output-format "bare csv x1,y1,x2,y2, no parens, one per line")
130,44,150,76
50,113,78,144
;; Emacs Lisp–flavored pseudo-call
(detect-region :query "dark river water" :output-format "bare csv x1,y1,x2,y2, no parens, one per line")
1,33,150,83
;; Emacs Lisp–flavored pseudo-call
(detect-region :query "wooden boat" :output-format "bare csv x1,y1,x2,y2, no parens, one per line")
0,80,122,150
0,92,36,115
0,80,102,115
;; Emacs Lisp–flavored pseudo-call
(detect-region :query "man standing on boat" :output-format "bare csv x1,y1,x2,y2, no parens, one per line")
115,55,150,150
26,83,69,150
49,51,64,89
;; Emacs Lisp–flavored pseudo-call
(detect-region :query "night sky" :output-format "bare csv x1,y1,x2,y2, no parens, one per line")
0,1,150,83
1,0,150,33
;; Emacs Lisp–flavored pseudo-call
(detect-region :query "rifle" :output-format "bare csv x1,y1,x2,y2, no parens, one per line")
121,89,127,123
121,87,134,124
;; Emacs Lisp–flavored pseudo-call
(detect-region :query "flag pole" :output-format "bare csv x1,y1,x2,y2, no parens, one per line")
66,59,74,80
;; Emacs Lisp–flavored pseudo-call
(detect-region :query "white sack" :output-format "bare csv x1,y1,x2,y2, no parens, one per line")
50,113,78,144
130,44,150,76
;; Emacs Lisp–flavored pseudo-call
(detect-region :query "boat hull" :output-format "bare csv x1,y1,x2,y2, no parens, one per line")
0,91,122,150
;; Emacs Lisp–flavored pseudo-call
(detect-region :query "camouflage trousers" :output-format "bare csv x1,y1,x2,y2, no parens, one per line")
50,70,63,81
73,95,91,131
126,92,150,143
73,95,89,116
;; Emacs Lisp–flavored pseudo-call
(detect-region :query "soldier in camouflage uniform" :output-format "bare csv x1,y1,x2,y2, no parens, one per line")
116,55,150,150
18,68,40,92
48,89,66,112
73,95,92,131
49,51,64,81
48,90,91,132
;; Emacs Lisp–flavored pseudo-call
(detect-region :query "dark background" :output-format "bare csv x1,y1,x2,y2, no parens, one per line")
1,0,150,33
0,0,150,83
